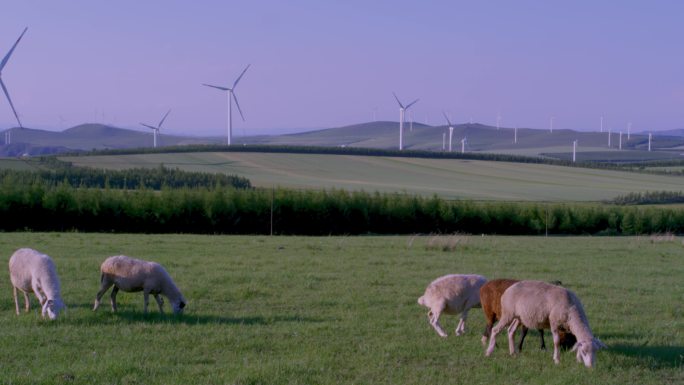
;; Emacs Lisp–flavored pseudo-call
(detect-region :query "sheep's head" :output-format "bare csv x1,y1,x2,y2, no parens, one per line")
172,299,186,315
571,338,607,368
42,299,65,320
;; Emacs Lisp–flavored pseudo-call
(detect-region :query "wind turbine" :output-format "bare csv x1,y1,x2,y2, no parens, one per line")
140,109,171,148
392,92,418,150
442,112,454,152
1,27,28,145
203,64,250,145
460,136,467,153
572,140,578,162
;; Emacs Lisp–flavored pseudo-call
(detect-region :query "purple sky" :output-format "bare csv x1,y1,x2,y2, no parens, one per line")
2,1,684,136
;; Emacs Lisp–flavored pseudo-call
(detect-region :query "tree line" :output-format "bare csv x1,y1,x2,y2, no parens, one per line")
0,162,251,190
1,179,682,235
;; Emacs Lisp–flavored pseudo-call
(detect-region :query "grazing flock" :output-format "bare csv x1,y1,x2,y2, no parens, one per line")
418,274,606,368
8,248,604,369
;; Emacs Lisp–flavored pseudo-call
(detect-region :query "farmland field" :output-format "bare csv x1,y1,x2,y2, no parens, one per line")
61,152,684,201
0,233,681,384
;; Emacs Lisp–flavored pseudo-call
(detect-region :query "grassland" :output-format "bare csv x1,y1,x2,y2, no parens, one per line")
61,152,684,201
0,233,681,384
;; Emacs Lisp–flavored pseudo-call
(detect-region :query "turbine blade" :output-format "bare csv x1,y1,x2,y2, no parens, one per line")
0,78,22,128
202,83,230,91
232,64,251,89
232,92,245,121
1,27,28,72
442,111,452,127
158,109,171,128
392,92,405,109
140,123,157,130
405,99,419,110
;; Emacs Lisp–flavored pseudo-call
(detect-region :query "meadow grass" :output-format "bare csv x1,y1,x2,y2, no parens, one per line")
60,152,684,201
0,233,682,384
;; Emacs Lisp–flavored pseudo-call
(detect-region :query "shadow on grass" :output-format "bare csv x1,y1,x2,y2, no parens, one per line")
69,309,327,326
610,344,684,368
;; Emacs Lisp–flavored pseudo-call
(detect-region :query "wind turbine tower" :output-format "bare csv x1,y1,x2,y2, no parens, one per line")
392,92,418,150
619,131,622,150
461,137,466,153
442,112,455,152
1,27,28,145
514,126,518,144
648,133,652,151
627,122,631,140
572,140,577,162
203,64,250,145
550,116,554,133
140,109,171,148
608,126,612,147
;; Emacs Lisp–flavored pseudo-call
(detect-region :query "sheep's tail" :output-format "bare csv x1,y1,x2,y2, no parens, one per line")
418,295,426,306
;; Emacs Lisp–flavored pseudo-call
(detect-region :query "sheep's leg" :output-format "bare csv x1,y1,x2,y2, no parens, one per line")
13,287,20,315
482,322,493,346
538,328,546,350
429,305,448,338
456,308,469,336
31,281,46,307
487,315,512,356
507,318,520,355
153,294,164,313
143,290,150,314
23,291,30,312
94,280,114,311
517,326,529,352
551,329,561,364
110,286,119,312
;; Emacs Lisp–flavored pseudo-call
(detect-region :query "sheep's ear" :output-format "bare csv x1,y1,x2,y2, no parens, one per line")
593,338,607,350
179,301,186,309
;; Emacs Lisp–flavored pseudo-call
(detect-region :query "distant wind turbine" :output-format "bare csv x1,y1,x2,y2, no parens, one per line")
203,64,250,145
392,92,418,150
140,109,171,148
461,136,467,154
1,27,28,145
442,112,454,152
572,140,578,162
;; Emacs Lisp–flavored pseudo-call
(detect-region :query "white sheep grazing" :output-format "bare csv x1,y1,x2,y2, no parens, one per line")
9,248,66,320
485,280,606,368
93,255,187,315
417,274,487,337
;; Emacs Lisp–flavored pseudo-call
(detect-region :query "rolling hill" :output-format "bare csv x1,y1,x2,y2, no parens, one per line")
3,121,684,162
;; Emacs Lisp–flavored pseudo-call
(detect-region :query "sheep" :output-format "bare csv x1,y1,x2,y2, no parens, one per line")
485,280,606,368
480,278,576,350
93,255,187,315
417,274,487,337
9,248,66,320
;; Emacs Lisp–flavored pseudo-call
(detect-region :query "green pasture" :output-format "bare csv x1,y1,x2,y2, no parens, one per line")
61,152,684,201
0,233,681,384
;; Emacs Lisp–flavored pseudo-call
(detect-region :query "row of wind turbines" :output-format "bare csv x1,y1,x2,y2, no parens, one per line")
2,27,654,157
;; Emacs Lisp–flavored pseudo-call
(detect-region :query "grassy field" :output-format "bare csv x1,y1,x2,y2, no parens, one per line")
0,233,681,384
61,152,684,201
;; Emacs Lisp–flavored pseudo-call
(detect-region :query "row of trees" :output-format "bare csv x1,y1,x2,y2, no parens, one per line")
1,180,681,235
0,163,251,190
611,190,684,205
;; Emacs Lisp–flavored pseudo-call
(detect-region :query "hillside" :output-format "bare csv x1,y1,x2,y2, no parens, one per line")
0,124,218,156
3,121,684,161
61,151,684,201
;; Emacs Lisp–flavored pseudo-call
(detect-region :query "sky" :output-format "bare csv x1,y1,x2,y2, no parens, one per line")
1,0,684,136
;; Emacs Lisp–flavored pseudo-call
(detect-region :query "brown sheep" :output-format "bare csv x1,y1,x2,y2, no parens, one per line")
480,279,576,351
